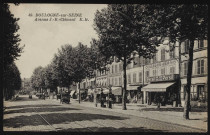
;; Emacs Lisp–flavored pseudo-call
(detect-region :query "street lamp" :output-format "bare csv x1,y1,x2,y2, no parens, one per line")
94,61,98,107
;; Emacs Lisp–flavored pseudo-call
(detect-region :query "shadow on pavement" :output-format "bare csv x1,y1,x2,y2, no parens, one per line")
5,104,61,109
141,107,207,112
4,113,128,128
4,107,81,114
59,126,164,132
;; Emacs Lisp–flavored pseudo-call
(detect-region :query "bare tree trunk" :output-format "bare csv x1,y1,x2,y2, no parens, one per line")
183,39,194,119
122,57,127,110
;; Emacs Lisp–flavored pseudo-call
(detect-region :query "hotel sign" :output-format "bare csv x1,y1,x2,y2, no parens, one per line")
147,74,179,82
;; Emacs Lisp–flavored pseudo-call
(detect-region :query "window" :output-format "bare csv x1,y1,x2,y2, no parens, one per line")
115,78,118,86
153,54,157,63
197,85,205,100
169,45,175,59
184,40,190,53
161,68,165,75
112,78,114,85
119,63,122,72
161,49,165,61
184,85,187,100
146,71,149,78
133,73,136,83
170,67,175,74
197,59,204,74
145,58,150,65
119,77,122,86
198,40,204,48
145,71,149,82
153,69,156,76
128,74,131,84
139,72,142,83
139,56,145,66
184,62,188,76
115,65,118,73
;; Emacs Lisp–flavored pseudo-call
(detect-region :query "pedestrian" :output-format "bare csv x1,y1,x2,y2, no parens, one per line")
106,96,109,108
100,91,105,107
108,92,113,109
43,92,45,100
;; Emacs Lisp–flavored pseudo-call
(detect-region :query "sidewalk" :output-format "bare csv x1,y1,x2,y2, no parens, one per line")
48,98,207,131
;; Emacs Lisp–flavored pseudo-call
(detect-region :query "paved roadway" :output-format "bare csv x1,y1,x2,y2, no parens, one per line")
3,95,205,132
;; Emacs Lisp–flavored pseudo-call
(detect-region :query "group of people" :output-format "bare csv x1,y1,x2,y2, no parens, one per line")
97,90,115,109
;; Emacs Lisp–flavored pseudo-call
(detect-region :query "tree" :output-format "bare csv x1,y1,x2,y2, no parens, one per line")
94,4,160,110
150,4,208,119
4,62,21,100
30,66,45,93
43,64,58,92
1,3,23,67
70,43,92,103
1,3,23,100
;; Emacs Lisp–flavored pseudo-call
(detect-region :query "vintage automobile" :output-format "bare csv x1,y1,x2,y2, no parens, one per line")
29,94,32,99
60,91,70,104
57,93,61,100
36,93,45,99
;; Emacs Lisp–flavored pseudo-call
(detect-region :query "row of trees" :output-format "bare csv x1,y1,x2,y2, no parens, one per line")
30,41,107,102
30,4,207,119
1,3,23,100
93,4,207,119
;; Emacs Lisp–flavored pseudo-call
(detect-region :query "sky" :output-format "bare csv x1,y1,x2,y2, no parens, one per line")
9,4,107,79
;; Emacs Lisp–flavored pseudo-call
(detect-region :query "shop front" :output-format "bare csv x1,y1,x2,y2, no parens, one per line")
127,85,142,103
111,86,122,103
181,76,208,107
142,82,179,106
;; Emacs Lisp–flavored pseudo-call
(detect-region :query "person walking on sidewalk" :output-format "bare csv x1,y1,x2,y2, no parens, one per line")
108,91,114,109
100,90,105,107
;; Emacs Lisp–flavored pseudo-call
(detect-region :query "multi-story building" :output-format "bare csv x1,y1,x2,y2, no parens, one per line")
142,39,180,105
106,57,123,102
77,38,208,106
180,39,208,106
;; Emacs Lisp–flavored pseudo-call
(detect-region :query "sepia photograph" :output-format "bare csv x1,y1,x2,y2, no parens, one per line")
2,3,208,133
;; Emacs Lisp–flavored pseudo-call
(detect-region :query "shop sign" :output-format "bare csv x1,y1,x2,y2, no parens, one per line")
145,60,177,69
147,74,179,82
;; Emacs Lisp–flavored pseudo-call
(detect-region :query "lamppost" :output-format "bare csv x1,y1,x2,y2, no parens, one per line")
94,61,98,107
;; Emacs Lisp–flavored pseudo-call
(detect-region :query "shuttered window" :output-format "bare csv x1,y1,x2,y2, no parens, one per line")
133,73,136,83
198,40,204,48
184,62,188,76
197,59,204,75
139,72,142,83
161,49,165,61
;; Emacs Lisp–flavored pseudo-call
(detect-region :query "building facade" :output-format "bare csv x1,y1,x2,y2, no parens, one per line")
78,39,208,106
180,39,208,106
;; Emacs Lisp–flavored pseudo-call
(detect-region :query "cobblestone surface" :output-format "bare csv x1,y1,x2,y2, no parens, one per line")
3,95,207,132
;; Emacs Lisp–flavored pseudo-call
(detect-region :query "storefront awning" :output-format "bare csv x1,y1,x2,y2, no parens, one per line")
111,87,122,95
102,89,109,94
142,82,175,92
88,89,94,95
127,85,139,91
